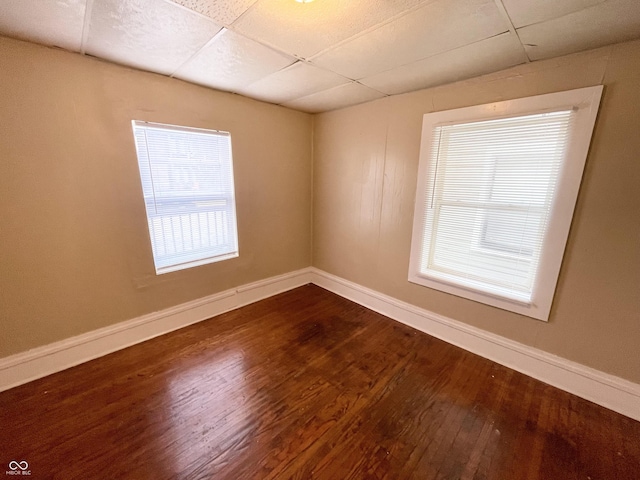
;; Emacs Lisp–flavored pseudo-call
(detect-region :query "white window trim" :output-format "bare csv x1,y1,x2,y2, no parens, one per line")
131,120,239,275
408,86,603,321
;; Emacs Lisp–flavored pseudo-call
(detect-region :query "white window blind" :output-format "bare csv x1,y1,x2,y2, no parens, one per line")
131,121,239,274
409,86,603,321
419,111,573,303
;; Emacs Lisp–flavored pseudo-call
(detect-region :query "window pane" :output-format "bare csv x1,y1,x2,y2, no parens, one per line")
132,121,239,274
420,110,573,302
409,86,603,320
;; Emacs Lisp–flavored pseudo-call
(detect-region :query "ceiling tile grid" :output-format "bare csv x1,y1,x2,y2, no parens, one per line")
501,0,607,29
360,32,528,96
516,0,640,61
0,0,86,52
281,81,387,113
173,27,296,91
85,0,223,75
230,0,429,60
310,0,510,80
0,0,639,112
235,61,350,104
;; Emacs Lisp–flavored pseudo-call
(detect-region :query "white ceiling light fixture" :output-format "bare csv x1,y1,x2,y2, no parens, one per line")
295,0,315,3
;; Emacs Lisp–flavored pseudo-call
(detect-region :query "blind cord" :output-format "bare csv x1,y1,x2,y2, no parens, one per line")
430,128,444,209
142,128,159,215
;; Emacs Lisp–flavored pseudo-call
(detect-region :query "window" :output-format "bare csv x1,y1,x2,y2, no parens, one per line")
131,121,239,274
409,86,603,321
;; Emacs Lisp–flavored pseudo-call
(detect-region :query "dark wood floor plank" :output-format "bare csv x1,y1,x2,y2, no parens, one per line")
1,285,639,479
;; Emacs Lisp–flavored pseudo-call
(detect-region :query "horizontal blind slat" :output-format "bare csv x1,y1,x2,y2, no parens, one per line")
420,110,574,302
132,121,238,273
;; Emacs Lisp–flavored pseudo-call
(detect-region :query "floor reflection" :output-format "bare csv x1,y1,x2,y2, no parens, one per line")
162,349,257,476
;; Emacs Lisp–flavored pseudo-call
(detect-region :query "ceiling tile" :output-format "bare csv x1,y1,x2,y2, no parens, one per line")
501,0,606,28
282,82,386,113
168,0,258,26
0,0,86,51
518,0,640,61
360,33,527,95
231,0,427,59
311,0,508,80
236,62,350,104
85,0,222,75
173,28,295,92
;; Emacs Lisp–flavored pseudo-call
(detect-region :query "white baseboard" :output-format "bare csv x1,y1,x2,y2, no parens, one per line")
0,268,313,393
309,268,640,422
2,265,638,422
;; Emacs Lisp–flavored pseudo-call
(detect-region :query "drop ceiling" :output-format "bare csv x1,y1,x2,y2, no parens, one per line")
1,0,639,113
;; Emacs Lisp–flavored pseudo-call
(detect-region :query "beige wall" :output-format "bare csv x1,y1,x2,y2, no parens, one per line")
2,33,638,385
0,36,312,357
313,41,640,383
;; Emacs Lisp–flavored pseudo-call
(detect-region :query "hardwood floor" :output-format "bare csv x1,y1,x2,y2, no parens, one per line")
1,285,638,479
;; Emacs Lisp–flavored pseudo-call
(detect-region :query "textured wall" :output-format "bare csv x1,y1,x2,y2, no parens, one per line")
0,36,312,357
313,41,640,383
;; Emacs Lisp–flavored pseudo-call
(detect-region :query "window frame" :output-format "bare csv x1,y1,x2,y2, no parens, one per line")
408,86,603,321
131,120,239,275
